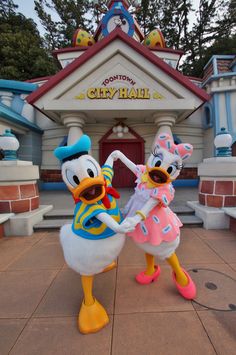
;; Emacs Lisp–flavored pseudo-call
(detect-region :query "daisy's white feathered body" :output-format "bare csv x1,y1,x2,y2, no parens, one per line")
111,133,196,300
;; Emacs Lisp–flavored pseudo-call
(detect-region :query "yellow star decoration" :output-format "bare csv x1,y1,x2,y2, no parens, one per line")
75,93,85,100
153,91,164,100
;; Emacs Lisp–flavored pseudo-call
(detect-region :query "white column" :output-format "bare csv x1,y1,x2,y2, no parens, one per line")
153,112,176,146
21,94,35,122
62,112,86,146
0,91,13,107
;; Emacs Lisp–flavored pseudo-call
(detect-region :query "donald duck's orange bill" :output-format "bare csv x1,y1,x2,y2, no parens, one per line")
70,174,106,205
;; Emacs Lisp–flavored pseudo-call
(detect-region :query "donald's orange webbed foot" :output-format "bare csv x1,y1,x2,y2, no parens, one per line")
78,298,109,334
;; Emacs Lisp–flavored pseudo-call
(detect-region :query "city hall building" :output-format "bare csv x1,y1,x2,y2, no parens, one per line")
1,0,236,190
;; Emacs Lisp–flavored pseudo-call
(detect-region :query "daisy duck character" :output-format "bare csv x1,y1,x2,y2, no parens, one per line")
54,135,134,334
113,133,196,299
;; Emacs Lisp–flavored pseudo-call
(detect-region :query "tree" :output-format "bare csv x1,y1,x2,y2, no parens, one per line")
191,34,236,77
32,0,236,77
136,0,161,36
135,0,192,47
205,34,236,57
0,0,18,17
0,1,58,80
34,0,94,50
182,0,236,76
159,0,192,49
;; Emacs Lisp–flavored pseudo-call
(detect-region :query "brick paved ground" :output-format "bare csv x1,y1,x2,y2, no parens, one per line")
0,228,235,355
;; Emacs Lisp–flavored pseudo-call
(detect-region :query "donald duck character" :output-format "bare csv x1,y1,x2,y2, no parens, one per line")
54,135,134,334
111,133,196,300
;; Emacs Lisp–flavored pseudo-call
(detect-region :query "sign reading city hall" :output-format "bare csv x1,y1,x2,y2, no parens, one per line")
75,74,164,100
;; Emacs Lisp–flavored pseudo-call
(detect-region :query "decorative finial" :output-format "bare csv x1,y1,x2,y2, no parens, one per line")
0,129,20,160
214,127,232,157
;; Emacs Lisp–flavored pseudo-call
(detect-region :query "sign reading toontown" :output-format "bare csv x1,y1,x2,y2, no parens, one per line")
75,74,164,100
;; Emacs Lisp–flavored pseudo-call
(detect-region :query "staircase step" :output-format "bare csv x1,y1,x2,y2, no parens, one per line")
44,209,74,219
34,218,73,230
44,206,194,219
178,214,203,227
170,205,194,214
34,213,203,231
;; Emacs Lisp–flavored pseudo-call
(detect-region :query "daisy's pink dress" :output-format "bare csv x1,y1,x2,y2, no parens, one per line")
125,165,182,246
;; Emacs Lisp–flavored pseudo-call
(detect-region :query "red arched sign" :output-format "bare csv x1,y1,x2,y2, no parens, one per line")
99,125,145,188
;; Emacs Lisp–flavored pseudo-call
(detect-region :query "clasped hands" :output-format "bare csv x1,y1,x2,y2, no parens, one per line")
116,214,142,234
108,150,143,234
109,150,123,161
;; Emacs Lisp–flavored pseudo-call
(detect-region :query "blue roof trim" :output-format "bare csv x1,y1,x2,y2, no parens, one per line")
0,102,43,134
0,79,38,94
203,55,235,71
202,72,236,87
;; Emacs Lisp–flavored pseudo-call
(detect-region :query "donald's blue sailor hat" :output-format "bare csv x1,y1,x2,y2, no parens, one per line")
54,134,91,163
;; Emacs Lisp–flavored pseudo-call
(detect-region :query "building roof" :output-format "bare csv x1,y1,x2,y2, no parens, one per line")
0,79,38,94
203,55,236,71
25,76,53,83
27,29,210,105
0,102,43,134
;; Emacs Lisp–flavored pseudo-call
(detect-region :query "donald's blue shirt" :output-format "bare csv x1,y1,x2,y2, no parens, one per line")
72,165,123,240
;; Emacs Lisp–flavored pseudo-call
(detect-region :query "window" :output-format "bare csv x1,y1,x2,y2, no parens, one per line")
173,134,181,145
203,104,213,129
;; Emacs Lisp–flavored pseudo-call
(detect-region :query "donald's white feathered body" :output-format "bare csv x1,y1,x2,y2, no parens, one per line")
60,224,125,275
58,156,126,276
54,135,133,334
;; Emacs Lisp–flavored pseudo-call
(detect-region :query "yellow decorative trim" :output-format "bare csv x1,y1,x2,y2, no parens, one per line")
153,91,164,100
75,93,85,100
136,210,146,220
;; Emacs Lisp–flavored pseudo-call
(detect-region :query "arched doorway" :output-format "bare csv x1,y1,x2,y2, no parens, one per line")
99,125,145,188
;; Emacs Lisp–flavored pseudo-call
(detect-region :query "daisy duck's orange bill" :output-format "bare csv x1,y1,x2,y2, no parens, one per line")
146,166,172,186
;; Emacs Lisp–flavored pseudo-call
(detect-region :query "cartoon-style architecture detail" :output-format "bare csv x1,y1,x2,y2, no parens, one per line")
144,29,166,49
0,0,235,232
201,55,236,158
114,133,196,298
54,134,134,334
72,29,95,47
101,1,135,38
24,0,209,191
